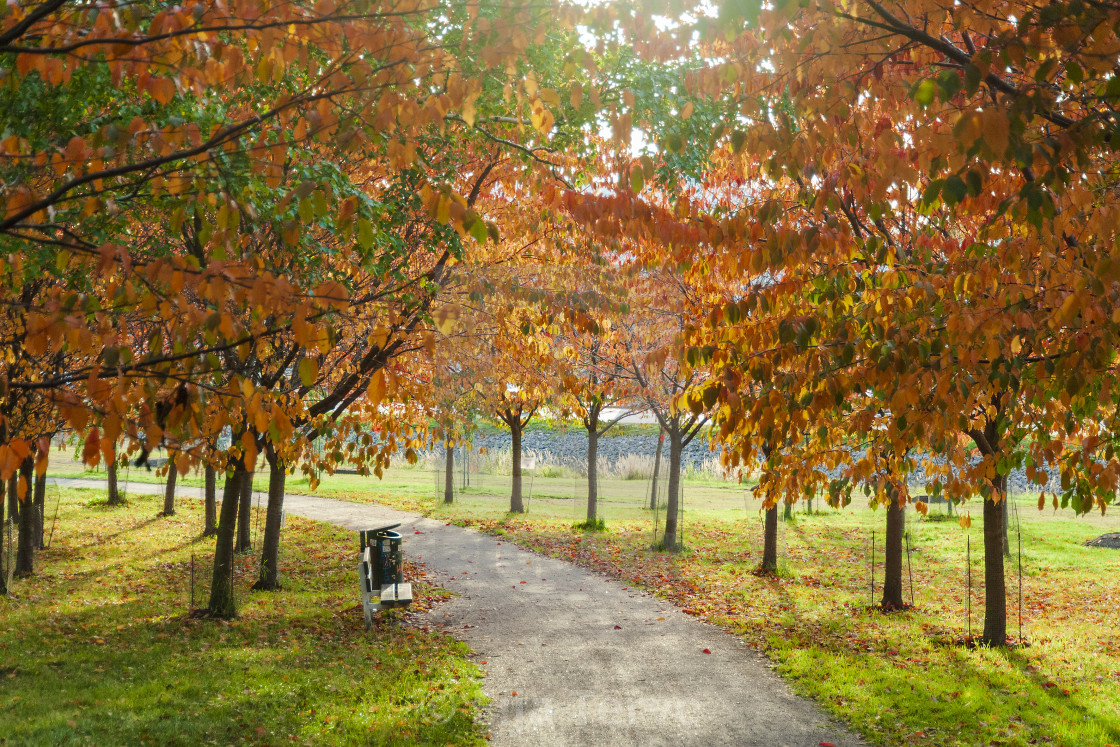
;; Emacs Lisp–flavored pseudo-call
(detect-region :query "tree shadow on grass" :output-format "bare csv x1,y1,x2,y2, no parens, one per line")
2,590,475,746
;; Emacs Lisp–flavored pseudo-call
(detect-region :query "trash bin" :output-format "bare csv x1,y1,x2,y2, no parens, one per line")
359,524,403,588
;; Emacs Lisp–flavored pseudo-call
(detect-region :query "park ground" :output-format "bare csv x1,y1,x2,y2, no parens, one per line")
6,443,1120,746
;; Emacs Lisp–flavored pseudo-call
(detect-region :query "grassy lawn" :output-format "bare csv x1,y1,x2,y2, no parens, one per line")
0,488,486,746
327,463,1120,747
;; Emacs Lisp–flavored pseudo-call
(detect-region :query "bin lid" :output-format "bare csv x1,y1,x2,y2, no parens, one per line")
360,523,401,536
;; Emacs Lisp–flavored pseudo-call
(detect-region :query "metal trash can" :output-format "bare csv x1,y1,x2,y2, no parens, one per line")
359,524,403,587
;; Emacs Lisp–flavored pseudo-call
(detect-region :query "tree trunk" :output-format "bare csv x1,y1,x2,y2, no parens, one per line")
509,421,524,513
235,467,253,552
881,491,906,610
982,473,1008,645
161,459,178,516
649,429,663,510
661,428,683,551
203,464,217,536
14,456,35,577
0,475,7,595
806,497,814,514
207,465,244,618
783,500,792,520
33,471,45,549
761,503,778,572
586,424,599,523
444,440,455,504
7,472,18,526
106,459,123,506
253,452,286,591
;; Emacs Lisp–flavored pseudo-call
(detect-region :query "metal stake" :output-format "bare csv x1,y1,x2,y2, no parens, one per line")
1017,500,1024,645
906,531,915,608
967,535,972,641
870,530,875,606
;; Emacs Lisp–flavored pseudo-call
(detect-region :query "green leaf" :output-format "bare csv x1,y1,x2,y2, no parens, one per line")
914,79,936,108
942,175,968,204
1065,61,1083,85
963,64,982,96
298,358,318,387
629,167,644,194
469,218,488,243
356,218,374,250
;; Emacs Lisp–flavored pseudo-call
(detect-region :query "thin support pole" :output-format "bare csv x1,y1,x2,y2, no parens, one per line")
1017,500,1024,645
870,530,875,607
967,535,972,641
191,553,195,610
906,530,915,608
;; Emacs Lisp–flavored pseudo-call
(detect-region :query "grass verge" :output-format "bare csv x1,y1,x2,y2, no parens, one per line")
0,488,486,746
362,484,1120,747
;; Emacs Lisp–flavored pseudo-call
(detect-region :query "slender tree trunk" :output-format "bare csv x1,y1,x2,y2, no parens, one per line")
235,467,253,552
783,500,792,520
649,429,663,510
661,428,683,551
509,421,524,513
14,456,35,576
254,452,286,591
586,424,599,523
982,473,1008,645
203,465,217,536
161,459,178,516
0,474,7,595
444,440,455,504
32,471,45,549
881,491,906,610
208,465,244,618
7,472,18,525
106,459,123,506
762,503,778,572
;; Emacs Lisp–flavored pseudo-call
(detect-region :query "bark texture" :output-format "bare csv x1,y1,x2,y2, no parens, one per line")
106,460,123,506
982,474,1008,645
881,493,906,610
761,503,778,572
161,459,178,516
207,465,244,618
33,471,45,548
444,441,455,504
14,456,35,576
203,464,217,536
254,452,286,591
235,467,253,552
661,429,683,551
586,425,599,523
509,422,524,513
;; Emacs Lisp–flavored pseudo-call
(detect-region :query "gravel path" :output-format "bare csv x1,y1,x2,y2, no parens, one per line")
51,476,864,747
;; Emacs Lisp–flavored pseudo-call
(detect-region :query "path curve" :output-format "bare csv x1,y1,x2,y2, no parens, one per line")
50,477,864,747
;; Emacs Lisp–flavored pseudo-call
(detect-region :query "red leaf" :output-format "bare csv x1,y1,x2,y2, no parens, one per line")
702,648,711,654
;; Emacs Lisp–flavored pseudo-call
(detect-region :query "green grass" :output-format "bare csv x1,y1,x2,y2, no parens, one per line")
40,446,1120,745
0,488,486,746
335,467,1120,747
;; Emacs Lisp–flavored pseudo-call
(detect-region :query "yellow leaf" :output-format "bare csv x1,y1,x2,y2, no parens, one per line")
681,101,694,120
981,109,1009,155
958,514,972,530
367,370,386,406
